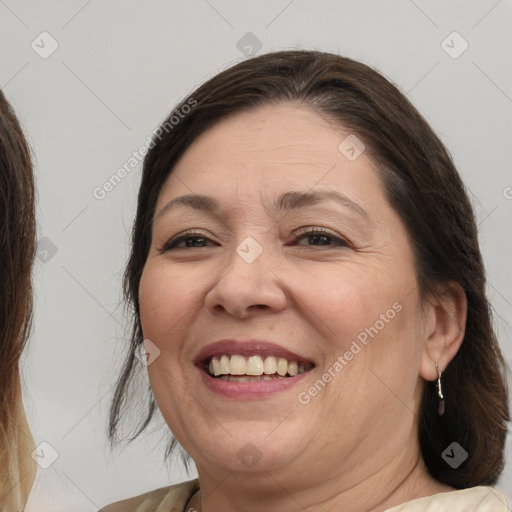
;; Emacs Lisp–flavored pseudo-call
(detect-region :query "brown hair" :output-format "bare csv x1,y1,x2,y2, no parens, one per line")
109,50,509,487
0,90,37,504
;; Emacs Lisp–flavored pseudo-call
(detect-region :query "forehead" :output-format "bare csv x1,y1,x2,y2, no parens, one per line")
156,103,383,210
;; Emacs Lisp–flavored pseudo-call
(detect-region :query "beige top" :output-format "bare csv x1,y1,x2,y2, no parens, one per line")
99,479,509,512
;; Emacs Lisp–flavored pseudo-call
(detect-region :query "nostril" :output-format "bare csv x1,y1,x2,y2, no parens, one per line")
250,304,268,311
210,304,267,318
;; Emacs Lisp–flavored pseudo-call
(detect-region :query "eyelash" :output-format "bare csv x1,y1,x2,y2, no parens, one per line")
294,227,351,247
161,227,350,252
161,230,211,251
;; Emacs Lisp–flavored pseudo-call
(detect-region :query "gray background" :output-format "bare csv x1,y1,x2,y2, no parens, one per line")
1,0,510,510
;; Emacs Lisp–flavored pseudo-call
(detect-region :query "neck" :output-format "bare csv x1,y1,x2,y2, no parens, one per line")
189,451,451,512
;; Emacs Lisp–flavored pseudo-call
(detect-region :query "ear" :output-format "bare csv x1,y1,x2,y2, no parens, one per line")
419,280,467,381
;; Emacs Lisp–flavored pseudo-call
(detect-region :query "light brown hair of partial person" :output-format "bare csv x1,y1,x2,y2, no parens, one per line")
0,89,37,510
108,50,509,488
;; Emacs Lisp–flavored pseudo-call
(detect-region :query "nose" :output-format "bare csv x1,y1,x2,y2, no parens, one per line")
204,239,288,319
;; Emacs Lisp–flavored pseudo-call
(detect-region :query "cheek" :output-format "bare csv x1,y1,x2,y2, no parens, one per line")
138,262,201,340
290,263,406,343
139,264,200,417
291,260,424,393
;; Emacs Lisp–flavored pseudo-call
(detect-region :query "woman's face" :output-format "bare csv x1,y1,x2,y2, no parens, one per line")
139,104,430,484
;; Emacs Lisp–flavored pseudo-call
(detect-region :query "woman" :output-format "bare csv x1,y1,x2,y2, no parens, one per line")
102,51,509,511
0,90,37,511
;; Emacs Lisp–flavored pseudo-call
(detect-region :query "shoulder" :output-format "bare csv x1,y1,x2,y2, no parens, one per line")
99,479,199,512
385,486,509,511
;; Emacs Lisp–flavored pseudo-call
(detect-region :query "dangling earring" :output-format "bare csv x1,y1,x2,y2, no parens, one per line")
435,363,445,416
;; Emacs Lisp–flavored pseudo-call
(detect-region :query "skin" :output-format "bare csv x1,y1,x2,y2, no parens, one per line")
139,104,467,512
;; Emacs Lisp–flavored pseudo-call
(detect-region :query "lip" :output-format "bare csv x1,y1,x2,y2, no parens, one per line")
194,339,315,399
198,369,310,399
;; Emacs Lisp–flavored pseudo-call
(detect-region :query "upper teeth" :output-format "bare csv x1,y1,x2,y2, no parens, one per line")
208,355,308,377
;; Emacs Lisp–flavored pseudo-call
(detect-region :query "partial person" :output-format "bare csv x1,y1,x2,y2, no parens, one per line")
0,90,37,511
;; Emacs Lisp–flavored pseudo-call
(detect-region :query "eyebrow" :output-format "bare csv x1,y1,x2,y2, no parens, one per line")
155,190,370,221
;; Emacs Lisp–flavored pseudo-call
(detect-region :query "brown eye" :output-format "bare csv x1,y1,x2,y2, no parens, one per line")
293,227,350,248
161,231,216,251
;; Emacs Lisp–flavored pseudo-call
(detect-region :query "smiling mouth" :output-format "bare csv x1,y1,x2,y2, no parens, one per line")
203,354,315,382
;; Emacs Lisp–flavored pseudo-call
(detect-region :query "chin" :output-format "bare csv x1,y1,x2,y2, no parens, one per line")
180,421,312,475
